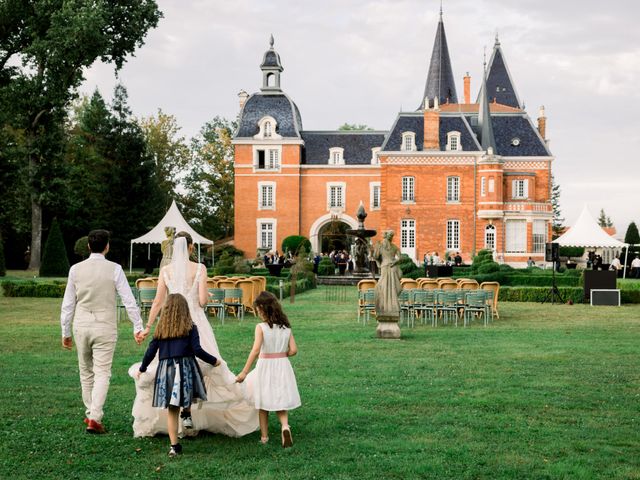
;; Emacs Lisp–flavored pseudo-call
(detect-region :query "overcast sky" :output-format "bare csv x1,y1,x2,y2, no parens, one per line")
80,0,640,237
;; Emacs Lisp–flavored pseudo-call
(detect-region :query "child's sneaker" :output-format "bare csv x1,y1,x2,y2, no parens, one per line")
168,444,182,457
180,412,193,429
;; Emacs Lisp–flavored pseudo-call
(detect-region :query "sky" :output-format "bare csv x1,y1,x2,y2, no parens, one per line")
80,0,640,237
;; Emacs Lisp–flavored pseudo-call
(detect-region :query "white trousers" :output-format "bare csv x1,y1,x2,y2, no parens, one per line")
73,326,117,422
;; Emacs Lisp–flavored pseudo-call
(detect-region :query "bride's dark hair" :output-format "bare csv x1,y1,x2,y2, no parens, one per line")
254,291,290,329
175,231,193,246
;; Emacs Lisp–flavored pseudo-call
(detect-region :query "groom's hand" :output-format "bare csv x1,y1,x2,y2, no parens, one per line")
134,331,145,345
62,337,73,350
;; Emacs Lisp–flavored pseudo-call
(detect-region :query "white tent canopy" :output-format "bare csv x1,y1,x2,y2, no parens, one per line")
553,205,628,277
130,200,213,272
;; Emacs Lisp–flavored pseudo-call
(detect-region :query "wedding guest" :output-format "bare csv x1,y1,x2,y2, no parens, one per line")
60,229,144,434
432,252,441,265
454,252,462,266
136,293,220,457
527,257,535,267
236,292,301,448
609,254,622,274
631,255,640,279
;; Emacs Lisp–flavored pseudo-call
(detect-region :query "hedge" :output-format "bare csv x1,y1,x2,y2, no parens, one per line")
266,277,316,299
2,280,66,298
498,286,583,303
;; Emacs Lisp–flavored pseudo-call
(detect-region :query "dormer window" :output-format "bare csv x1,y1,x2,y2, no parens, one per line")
371,147,381,165
446,131,462,151
401,132,416,152
254,116,282,140
328,147,345,165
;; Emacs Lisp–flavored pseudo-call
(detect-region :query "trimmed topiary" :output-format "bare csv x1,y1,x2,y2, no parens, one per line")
0,232,6,277
318,257,335,276
74,236,90,259
281,235,312,256
40,219,70,277
213,251,235,275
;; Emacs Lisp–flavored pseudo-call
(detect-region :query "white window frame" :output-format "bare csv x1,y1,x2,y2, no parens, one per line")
401,132,416,152
446,176,460,203
481,177,486,197
326,182,346,210
369,182,381,211
402,176,415,203
488,177,495,193
252,145,282,172
446,131,462,151
400,219,416,260
370,147,381,165
256,218,277,251
533,220,547,254
254,115,282,140
446,220,460,251
485,224,496,251
505,219,527,253
512,179,529,200
257,181,276,211
328,147,345,165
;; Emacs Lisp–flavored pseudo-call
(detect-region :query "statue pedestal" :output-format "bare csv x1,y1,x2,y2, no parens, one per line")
376,315,401,339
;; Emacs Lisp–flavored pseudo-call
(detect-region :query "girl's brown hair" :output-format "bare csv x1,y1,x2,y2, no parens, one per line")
154,293,193,339
253,291,291,329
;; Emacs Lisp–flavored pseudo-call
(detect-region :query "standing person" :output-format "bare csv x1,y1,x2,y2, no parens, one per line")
236,291,301,448
631,255,640,279
130,232,258,437
60,229,144,434
454,252,462,266
136,293,221,457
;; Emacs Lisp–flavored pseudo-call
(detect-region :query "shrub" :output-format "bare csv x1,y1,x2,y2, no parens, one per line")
281,235,312,256
470,249,497,274
213,251,235,275
233,257,251,274
478,262,500,274
2,280,66,298
265,275,316,299
396,254,418,275
0,232,5,277
318,257,335,276
213,245,244,263
74,236,90,259
498,286,584,303
40,219,70,277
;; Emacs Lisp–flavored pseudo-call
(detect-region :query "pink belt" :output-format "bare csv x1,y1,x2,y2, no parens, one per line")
259,352,287,359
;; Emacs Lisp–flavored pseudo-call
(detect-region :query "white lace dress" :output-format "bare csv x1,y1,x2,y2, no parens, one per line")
129,263,258,437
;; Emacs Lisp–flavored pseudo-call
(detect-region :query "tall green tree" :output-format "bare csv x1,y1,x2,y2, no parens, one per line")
597,208,614,228
182,117,236,240
338,123,373,131
0,230,6,276
550,175,564,239
624,222,640,245
0,0,161,269
40,218,69,277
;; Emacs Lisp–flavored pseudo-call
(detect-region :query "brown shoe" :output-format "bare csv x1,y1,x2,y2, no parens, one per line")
86,419,106,434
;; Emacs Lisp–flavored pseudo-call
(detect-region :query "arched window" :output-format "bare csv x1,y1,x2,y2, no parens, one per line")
485,224,496,251
266,73,275,87
401,132,416,151
328,147,345,165
264,121,272,138
254,116,281,140
446,131,462,151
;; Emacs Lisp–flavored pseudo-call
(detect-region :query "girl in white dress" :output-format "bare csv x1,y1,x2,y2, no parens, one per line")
236,291,301,448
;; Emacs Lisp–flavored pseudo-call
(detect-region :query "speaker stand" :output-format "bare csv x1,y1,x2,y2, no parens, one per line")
541,262,565,305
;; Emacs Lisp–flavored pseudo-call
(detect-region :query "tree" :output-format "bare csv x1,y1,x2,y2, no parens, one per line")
140,109,190,198
0,231,6,276
40,218,70,277
624,222,640,245
338,123,373,131
551,175,564,239
0,0,162,269
182,117,236,240
597,209,613,228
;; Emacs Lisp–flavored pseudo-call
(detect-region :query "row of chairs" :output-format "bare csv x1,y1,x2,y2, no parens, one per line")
399,289,494,327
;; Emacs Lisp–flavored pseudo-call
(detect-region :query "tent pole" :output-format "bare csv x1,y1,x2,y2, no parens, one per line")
147,244,150,260
212,242,215,267
623,245,628,279
129,242,133,274
198,243,201,263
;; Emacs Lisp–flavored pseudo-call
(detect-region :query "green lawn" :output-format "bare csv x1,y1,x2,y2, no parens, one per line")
1,288,639,479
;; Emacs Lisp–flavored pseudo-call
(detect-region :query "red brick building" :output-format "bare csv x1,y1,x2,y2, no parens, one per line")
233,15,553,266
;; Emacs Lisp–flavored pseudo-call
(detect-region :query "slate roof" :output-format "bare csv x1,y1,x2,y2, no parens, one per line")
261,50,282,69
421,16,458,108
478,42,521,109
235,93,302,138
486,115,550,156
301,131,387,165
381,114,480,152
478,71,497,152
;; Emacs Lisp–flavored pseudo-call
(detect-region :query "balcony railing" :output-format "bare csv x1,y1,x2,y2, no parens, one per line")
504,202,551,213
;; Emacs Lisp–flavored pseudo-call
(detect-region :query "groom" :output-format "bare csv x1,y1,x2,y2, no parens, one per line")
61,229,145,433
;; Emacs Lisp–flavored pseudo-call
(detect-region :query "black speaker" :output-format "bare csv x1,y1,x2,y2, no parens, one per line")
584,270,617,301
590,289,620,306
545,242,559,262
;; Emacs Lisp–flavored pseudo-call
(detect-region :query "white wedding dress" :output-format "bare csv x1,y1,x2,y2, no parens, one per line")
129,239,258,437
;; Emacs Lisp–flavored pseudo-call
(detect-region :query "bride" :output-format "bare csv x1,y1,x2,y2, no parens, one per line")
128,231,258,437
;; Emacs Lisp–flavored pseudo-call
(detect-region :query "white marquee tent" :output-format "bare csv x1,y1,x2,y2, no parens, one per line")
129,200,213,273
553,206,629,277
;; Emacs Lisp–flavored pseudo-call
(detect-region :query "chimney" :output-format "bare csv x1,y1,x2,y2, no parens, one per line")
238,90,249,109
537,105,546,140
463,72,471,104
423,97,440,150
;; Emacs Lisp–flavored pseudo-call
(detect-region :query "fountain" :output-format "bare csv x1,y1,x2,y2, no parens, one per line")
346,202,377,276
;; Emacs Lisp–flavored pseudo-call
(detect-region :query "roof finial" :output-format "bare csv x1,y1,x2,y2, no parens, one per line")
269,34,274,48
483,45,487,72
495,30,500,46
439,0,443,19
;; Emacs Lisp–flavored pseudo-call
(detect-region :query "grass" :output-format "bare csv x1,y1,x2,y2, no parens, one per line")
1,288,640,479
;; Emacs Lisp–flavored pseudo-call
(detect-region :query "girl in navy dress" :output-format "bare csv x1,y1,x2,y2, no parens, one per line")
136,293,220,456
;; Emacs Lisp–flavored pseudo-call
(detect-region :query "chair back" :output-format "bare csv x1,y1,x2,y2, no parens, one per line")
207,288,225,304
418,279,439,290
362,289,376,305
458,279,479,290
224,288,242,302
206,278,218,289
357,279,377,291
400,279,419,290
218,280,236,290
439,281,458,290
439,291,459,305
465,291,487,307
137,287,156,305
248,277,265,302
135,278,155,289
436,277,453,287
235,280,256,313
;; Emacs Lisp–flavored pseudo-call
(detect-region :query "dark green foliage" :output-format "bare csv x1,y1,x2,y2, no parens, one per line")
396,254,418,275
0,232,5,276
478,262,500,274
624,222,640,245
318,257,335,276
232,257,251,274
212,251,235,276
1,280,66,297
213,244,244,262
39,219,69,277
470,249,499,274
498,286,584,303
498,264,514,272
559,246,585,258
73,236,90,259
265,276,316,299
281,236,312,256
551,175,564,238
597,208,613,228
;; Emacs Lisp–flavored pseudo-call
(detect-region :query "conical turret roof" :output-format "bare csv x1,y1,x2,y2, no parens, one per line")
477,36,521,109
420,12,458,108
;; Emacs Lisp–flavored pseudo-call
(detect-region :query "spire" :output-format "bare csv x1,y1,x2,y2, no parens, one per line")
420,10,458,109
478,65,496,154
477,38,521,108
260,35,284,92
